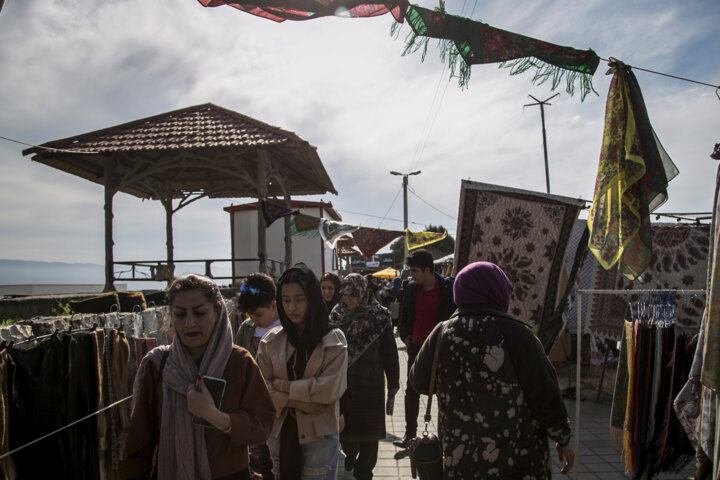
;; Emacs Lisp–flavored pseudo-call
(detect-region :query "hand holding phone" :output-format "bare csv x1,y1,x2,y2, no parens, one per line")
190,376,227,428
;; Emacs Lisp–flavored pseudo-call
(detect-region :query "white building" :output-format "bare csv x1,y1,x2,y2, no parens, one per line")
224,200,341,282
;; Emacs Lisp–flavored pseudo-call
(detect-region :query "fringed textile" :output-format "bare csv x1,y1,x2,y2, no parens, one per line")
351,227,404,259
401,4,600,99
405,228,446,251
197,0,408,22
587,60,679,281
289,213,321,237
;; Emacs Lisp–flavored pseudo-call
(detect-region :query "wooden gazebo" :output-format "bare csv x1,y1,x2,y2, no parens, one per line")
23,103,337,291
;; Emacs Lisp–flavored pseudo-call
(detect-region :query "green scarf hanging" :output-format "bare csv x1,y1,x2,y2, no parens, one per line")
399,4,600,100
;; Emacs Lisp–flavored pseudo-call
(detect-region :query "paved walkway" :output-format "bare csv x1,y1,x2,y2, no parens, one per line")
336,335,695,480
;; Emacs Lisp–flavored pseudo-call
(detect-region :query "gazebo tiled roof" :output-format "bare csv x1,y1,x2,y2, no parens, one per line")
23,102,337,199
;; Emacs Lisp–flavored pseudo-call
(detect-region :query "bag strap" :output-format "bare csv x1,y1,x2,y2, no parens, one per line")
158,349,170,382
423,322,446,430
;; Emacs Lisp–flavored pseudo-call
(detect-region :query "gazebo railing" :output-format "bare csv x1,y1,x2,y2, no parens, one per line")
113,258,285,285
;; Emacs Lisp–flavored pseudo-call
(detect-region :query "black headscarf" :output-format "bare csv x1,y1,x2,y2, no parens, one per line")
276,263,331,379
320,272,342,313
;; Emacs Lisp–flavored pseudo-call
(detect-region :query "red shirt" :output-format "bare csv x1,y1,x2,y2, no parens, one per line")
412,278,440,342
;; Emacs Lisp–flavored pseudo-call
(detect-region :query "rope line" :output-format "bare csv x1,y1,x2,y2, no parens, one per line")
0,395,133,460
601,58,720,89
0,135,99,155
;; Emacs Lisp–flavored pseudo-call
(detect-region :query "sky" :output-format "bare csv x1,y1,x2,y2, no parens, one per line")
0,0,718,286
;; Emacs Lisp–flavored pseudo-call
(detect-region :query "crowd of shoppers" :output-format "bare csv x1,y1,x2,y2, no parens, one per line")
120,249,573,480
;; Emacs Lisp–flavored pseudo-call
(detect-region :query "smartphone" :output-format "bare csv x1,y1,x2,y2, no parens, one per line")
193,376,227,428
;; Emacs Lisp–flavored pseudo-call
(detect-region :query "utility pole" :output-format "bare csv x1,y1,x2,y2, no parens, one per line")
390,170,421,263
524,93,559,194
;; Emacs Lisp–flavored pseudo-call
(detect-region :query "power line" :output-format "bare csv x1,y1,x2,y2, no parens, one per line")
336,208,456,234
0,135,99,155
377,186,402,229
407,187,457,220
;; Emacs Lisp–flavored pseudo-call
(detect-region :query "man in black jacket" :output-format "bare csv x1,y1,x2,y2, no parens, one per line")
394,249,456,448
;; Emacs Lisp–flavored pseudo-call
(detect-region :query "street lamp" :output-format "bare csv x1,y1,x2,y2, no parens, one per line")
390,170,421,263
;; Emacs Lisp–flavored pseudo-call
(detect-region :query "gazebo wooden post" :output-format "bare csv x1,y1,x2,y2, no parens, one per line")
256,150,269,274
160,186,175,286
282,190,293,271
103,158,117,292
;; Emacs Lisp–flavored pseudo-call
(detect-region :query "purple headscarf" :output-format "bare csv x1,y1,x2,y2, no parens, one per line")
453,262,512,312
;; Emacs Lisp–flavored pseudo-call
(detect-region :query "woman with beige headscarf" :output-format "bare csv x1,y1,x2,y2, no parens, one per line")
120,274,276,480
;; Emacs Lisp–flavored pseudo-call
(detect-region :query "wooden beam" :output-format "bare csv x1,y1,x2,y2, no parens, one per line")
257,150,269,274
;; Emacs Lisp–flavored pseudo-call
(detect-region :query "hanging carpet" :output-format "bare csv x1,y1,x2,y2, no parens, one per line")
351,227,404,259
454,180,583,334
701,164,720,390
319,219,359,249
261,199,299,227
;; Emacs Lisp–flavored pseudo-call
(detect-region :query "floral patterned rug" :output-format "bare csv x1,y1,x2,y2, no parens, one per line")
587,223,710,340
455,180,584,333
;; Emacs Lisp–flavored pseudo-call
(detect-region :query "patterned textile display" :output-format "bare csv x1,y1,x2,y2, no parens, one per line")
609,303,694,478
454,180,583,332
319,218,359,249
352,226,404,259
260,200,299,227
197,0,408,22
400,4,600,98
586,223,709,341
587,60,679,281
289,213,321,237
405,228,446,251
701,164,720,390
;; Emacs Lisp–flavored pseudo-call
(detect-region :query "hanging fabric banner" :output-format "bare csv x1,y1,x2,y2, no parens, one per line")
701,164,720,390
400,4,600,99
197,0,408,22
352,227,404,259
319,219,360,248
405,229,446,251
587,60,679,281
289,213,321,237
260,199,299,227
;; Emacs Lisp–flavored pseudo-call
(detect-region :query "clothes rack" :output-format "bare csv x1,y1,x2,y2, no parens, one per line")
573,288,705,480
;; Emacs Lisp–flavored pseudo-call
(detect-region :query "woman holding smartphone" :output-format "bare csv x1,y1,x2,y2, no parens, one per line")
120,274,276,480
256,263,348,480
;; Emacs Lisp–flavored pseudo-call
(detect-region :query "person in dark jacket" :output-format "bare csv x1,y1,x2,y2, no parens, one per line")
409,262,574,479
395,249,456,448
330,274,400,480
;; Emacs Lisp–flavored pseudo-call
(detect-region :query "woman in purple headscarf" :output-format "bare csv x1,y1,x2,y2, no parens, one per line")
409,262,575,479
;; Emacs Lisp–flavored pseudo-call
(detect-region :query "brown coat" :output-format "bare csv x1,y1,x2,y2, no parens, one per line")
119,346,275,479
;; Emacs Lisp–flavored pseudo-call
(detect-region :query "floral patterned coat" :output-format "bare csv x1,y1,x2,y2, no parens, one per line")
409,306,571,479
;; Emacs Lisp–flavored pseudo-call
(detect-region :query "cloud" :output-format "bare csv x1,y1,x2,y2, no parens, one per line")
0,0,718,270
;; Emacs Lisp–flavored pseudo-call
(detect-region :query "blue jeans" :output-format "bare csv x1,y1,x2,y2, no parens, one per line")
272,432,339,480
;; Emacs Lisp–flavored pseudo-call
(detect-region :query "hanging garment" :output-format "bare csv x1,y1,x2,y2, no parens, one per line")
101,330,131,474
197,0,408,22
260,199,299,227
0,349,15,480
454,180,584,334
405,229,446,251
402,4,600,98
9,335,71,478
133,337,158,367
289,213,321,237
701,164,720,390
351,227,404,259
319,219,359,249
587,60,679,281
